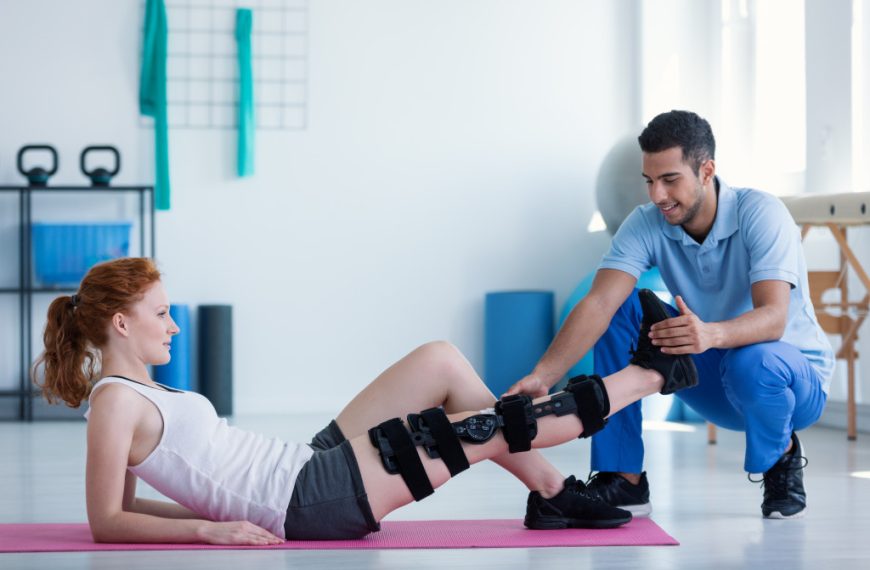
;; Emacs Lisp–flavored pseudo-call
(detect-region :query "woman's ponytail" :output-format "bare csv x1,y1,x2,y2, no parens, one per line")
32,295,98,408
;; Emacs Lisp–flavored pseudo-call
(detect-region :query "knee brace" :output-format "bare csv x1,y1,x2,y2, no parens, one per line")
557,373,611,438
367,375,610,500
367,417,438,501
368,406,472,501
492,374,611,451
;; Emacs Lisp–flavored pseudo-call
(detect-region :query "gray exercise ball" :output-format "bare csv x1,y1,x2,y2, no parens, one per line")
595,132,648,236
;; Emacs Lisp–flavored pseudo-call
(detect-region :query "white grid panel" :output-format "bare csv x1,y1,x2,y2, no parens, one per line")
146,0,308,130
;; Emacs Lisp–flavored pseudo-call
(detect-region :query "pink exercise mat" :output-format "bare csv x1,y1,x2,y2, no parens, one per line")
0,518,677,552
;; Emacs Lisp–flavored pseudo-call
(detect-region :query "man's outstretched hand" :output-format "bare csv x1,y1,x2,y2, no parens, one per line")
502,373,550,399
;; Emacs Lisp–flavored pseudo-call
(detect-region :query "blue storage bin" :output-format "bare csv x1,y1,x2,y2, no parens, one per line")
32,222,133,286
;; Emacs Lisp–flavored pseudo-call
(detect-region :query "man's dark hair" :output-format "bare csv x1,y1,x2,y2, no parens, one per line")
638,110,716,174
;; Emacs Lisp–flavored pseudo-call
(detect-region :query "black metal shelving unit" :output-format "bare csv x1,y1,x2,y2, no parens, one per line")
0,185,155,421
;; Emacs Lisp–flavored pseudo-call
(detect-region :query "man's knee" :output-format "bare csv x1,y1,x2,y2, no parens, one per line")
613,289,642,320
595,290,642,344
721,344,788,402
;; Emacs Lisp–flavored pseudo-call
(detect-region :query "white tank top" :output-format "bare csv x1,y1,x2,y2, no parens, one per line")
84,376,314,539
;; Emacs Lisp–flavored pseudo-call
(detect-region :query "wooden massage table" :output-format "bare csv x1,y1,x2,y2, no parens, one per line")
783,192,870,439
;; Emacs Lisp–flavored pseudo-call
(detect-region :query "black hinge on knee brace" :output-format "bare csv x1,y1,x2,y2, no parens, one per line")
564,374,611,438
495,394,538,452
407,407,470,476
368,418,434,501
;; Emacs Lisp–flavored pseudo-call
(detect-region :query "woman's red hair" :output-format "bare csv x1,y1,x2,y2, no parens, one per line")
32,257,162,408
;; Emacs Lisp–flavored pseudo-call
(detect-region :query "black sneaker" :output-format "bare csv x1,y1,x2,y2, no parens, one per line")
586,471,652,517
524,476,632,529
759,432,807,519
630,289,699,395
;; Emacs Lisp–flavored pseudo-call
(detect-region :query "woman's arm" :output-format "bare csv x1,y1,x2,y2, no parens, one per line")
86,385,282,545
121,471,200,519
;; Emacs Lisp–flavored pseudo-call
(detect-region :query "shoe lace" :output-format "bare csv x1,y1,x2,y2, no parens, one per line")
628,323,657,365
583,471,620,501
566,477,605,503
586,470,617,486
747,456,809,498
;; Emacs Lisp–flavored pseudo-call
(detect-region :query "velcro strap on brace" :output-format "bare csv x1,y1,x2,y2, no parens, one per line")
373,418,434,501
418,407,470,476
565,374,610,438
495,395,537,452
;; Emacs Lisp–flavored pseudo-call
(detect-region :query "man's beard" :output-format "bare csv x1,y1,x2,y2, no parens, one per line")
673,183,705,226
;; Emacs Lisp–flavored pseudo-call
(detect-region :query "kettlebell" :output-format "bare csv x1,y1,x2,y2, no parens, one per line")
16,145,59,187
80,145,121,187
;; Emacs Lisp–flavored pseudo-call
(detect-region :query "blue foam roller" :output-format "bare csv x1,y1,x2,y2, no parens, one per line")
154,304,191,390
484,291,554,398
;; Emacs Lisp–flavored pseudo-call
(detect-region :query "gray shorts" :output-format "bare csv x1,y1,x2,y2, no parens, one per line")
284,420,380,540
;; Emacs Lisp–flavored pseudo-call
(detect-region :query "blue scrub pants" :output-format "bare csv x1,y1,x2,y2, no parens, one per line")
591,289,827,473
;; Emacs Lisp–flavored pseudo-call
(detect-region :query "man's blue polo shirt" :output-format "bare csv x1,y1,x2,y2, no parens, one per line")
598,178,835,392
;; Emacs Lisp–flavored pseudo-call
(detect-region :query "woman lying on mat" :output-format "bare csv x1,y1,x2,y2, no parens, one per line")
33,257,696,544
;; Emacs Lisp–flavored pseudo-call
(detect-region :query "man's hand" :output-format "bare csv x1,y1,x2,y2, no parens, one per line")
649,296,719,355
197,521,284,545
502,373,551,398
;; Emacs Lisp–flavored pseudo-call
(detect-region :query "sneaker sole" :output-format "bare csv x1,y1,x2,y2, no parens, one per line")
524,515,632,530
623,502,652,517
672,356,699,392
764,507,806,519
640,289,671,323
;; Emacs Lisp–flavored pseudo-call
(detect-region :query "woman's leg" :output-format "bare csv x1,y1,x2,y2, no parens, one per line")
335,341,496,434
335,341,567,498
351,363,665,520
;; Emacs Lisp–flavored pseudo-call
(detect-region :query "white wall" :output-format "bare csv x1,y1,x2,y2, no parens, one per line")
806,0,853,196
804,0,869,405
639,0,719,124
0,0,636,413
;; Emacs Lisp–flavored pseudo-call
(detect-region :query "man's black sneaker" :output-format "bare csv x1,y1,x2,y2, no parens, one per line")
759,432,807,519
524,476,632,529
630,289,699,395
586,471,652,517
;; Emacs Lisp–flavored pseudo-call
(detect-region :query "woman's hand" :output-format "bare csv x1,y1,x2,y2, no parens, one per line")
197,521,284,545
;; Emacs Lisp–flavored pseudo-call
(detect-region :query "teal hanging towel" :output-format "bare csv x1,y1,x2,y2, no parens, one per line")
139,0,170,210
236,9,254,177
